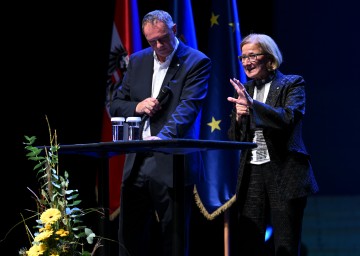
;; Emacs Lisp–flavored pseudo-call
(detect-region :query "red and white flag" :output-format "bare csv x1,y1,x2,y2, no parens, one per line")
101,0,141,220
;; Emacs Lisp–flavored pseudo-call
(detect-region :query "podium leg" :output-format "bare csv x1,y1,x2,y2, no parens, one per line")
97,157,110,256
173,154,185,256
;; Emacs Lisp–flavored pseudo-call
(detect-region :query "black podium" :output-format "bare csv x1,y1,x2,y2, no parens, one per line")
56,139,256,256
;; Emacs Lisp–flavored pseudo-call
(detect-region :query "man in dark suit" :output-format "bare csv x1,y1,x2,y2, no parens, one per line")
109,10,211,256
227,33,319,256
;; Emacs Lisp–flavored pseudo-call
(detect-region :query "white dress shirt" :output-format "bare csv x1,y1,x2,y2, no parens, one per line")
142,38,179,139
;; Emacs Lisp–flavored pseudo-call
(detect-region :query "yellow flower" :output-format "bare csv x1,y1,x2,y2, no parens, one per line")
49,250,59,256
26,243,47,256
39,223,52,232
40,208,61,225
55,229,70,237
34,230,53,242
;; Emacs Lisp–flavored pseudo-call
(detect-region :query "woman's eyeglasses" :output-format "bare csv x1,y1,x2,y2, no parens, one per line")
238,53,266,63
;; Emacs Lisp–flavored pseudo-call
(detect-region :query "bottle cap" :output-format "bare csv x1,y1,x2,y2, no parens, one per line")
126,117,141,122
111,117,125,122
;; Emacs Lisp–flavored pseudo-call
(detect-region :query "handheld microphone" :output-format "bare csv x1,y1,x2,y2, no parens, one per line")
141,85,172,123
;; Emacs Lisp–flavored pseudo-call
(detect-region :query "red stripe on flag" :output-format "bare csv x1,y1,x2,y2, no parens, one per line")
115,0,133,54
101,108,125,216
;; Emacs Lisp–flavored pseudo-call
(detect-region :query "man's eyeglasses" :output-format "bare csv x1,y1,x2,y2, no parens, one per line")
238,53,266,63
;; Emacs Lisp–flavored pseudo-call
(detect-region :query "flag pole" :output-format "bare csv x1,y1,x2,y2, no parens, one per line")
224,209,230,256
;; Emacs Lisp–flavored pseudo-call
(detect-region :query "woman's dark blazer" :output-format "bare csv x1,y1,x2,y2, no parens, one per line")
228,70,319,201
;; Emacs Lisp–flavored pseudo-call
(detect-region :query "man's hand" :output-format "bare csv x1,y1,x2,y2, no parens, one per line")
136,97,162,117
143,136,161,140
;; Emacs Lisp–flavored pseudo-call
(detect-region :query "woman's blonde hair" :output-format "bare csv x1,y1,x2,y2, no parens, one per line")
240,33,283,71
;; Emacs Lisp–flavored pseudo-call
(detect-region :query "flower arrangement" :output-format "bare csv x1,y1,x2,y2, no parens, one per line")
18,120,101,256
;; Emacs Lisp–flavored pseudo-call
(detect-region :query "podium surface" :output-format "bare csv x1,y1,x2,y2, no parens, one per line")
56,139,256,156
55,139,257,256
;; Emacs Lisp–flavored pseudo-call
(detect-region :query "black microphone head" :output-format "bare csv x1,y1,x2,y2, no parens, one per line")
157,85,171,103
141,85,172,123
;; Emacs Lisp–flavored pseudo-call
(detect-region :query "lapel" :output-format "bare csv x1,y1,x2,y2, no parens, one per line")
161,41,184,88
247,81,256,99
141,49,156,98
266,81,281,106
246,71,283,107
265,71,283,106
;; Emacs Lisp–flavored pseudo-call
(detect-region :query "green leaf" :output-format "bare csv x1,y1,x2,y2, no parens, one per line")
86,232,96,244
68,200,82,206
65,189,78,195
24,135,37,144
25,148,43,157
67,193,79,200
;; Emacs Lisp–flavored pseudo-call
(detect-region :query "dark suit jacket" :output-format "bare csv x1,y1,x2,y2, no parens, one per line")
228,70,319,201
110,40,212,187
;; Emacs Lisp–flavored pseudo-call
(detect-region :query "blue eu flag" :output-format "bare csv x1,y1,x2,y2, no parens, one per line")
195,0,247,219
171,0,203,140
172,0,198,49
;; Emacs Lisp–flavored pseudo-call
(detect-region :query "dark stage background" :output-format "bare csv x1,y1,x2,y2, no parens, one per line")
2,0,359,255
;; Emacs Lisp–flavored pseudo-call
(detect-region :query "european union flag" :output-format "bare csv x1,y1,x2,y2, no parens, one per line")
171,0,198,49
171,0,204,141
195,0,247,219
